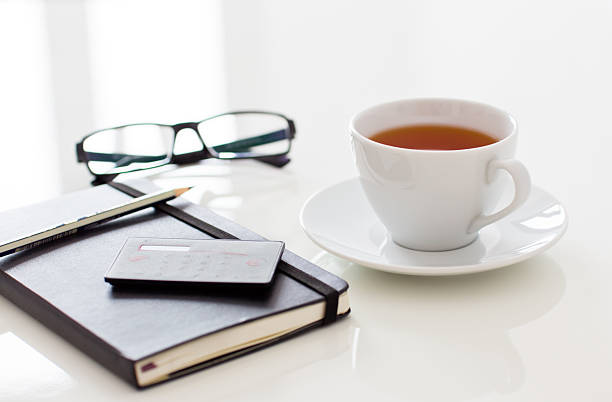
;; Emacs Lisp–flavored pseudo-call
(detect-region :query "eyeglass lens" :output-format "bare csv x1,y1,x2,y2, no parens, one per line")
83,124,174,175
198,113,291,159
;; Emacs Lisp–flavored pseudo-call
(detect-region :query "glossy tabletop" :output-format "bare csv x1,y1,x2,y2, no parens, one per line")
1,1,611,401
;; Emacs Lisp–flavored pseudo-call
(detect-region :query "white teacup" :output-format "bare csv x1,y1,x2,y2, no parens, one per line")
350,98,531,251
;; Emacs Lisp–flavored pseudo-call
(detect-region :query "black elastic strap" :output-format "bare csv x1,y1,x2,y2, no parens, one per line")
276,261,338,324
107,181,339,324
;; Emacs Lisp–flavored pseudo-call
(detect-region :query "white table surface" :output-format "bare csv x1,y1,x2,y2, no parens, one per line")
1,0,611,401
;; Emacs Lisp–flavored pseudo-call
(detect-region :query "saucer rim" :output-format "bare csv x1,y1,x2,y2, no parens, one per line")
299,178,568,276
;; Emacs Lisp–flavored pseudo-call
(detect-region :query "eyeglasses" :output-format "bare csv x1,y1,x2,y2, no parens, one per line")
76,111,296,183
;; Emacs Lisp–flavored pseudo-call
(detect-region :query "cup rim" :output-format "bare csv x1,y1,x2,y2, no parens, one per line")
349,97,518,154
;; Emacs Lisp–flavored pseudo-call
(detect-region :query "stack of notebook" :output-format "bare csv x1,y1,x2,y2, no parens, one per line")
0,179,350,388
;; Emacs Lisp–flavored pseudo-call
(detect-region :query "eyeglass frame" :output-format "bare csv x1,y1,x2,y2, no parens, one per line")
76,110,296,185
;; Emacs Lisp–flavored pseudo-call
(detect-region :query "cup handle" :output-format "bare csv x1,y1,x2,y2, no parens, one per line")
467,159,531,234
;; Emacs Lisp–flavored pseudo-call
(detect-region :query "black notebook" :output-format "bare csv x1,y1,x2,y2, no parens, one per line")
0,179,350,388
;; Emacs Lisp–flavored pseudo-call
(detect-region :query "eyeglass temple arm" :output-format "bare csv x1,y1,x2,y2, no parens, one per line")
210,129,289,153
76,142,162,165
256,155,291,167
90,174,119,186
77,151,167,167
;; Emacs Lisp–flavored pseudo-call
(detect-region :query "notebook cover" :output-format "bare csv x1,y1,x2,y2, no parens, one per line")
0,179,349,388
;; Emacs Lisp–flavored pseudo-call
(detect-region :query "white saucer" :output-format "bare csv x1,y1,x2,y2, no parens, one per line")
300,178,568,276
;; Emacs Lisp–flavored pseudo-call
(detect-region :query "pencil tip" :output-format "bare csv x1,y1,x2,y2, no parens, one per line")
174,187,192,197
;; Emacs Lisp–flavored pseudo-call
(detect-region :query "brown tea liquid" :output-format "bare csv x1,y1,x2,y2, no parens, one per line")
369,124,498,150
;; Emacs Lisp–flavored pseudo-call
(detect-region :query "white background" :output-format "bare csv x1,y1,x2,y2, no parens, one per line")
0,0,611,401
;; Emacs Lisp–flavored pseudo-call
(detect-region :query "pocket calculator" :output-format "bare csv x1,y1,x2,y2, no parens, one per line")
104,237,285,289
